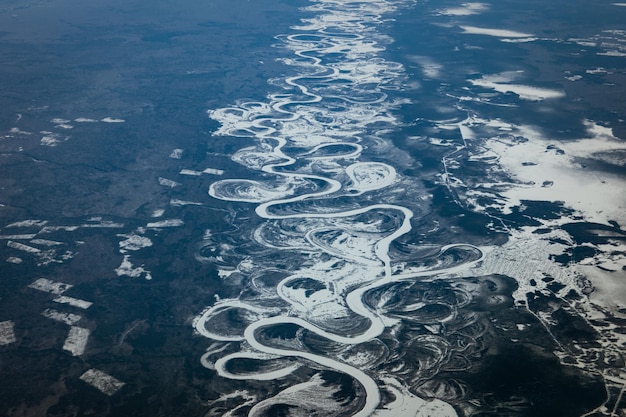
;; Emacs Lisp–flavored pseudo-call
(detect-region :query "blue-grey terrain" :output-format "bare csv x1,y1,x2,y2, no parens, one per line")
0,0,625,416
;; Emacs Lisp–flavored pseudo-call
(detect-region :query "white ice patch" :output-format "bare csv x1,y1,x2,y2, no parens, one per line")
151,209,165,218
42,309,82,326
500,37,539,43
170,199,203,207
115,255,152,280
118,234,153,252
460,25,533,38
0,321,17,345
437,2,489,16
29,278,72,294
169,148,184,159
158,177,181,188
30,239,63,246
469,71,565,101
7,240,40,253
202,167,225,175
0,234,37,240
586,67,609,74
6,257,22,264
577,264,626,317
146,219,183,228
5,219,47,228
101,117,125,123
74,118,99,123
40,129,70,145
484,121,626,225
63,326,90,356
470,80,565,100
80,369,125,395
50,118,70,124
598,50,626,57
81,220,124,228
53,296,93,309
40,135,65,146
407,55,442,78
217,269,237,279
179,169,203,176
40,225,79,232
8,127,31,135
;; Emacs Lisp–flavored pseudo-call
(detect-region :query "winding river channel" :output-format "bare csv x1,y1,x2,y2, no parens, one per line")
193,1,486,416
